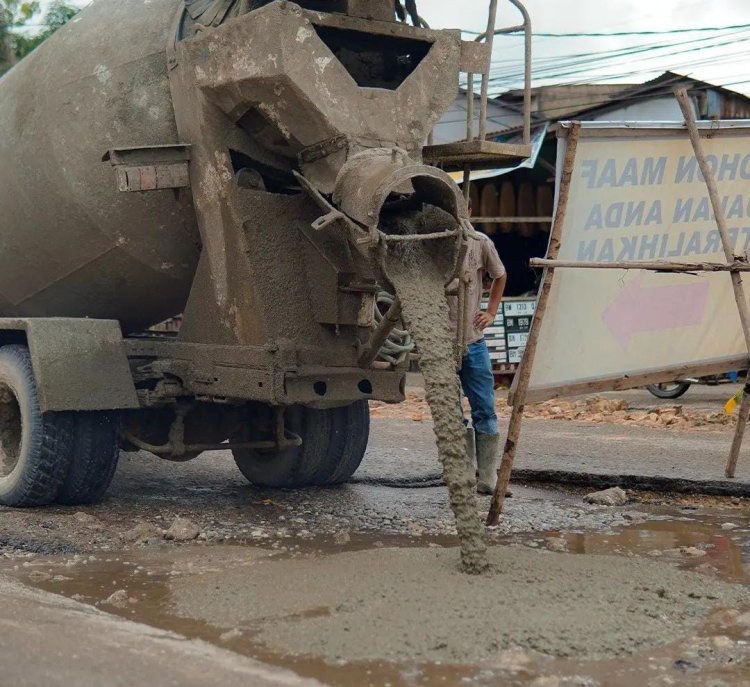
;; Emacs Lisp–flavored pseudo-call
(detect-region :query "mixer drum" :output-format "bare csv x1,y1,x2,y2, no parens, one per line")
0,0,199,332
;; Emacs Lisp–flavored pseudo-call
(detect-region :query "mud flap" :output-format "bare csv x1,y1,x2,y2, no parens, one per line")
0,318,139,412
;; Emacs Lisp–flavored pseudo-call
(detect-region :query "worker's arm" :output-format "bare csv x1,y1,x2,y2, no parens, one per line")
474,235,507,331
474,273,507,331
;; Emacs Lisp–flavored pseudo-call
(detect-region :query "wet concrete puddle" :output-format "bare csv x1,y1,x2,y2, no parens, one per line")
5,503,750,686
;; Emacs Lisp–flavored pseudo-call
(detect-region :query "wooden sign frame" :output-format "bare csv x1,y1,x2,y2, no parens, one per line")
487,95,750,525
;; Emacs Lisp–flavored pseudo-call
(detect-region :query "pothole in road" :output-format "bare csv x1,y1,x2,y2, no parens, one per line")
3,511,750,687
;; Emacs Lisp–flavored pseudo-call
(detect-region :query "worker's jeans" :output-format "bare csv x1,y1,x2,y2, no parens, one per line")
459,339,498,436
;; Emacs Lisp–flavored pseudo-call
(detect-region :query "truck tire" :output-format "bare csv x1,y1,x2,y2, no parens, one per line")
0,345,75,507
314,401,369,485
57,412,120,505
233,405,334,488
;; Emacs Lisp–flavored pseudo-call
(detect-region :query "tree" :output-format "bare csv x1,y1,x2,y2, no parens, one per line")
1,1,78,76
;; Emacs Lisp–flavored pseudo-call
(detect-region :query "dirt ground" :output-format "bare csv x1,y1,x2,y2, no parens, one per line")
3,387,750,686
371,384,737,431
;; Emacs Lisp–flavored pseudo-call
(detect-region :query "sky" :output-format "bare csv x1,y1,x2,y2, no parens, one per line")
419,0,750,95
44,0,750,95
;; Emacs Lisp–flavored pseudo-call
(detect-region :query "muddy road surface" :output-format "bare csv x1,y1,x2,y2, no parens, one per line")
3,401,750,686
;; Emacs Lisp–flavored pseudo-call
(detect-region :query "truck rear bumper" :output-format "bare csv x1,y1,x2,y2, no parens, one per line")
284,366,405,406
124,337,406,407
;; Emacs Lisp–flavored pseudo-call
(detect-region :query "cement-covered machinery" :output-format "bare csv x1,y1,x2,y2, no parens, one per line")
0,0,531,506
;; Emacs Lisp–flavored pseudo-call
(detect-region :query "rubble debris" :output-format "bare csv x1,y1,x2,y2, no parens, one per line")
102,589,129,608
332,531,351,546
122,521,163,544
219,628,243,642
163,518,200,542
679,547,708,557
371,392,734,432
584,487,628,506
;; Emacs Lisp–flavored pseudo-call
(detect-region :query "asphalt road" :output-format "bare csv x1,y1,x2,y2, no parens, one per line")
404,374,750,492
0,408,746,563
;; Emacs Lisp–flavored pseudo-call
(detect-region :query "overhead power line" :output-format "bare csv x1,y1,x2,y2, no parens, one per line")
481,28,750,89
462,23,750,38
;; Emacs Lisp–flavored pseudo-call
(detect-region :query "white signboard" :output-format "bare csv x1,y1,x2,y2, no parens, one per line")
527,122,750,402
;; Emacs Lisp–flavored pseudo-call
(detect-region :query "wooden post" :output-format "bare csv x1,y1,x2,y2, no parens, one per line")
486,123,581,526
727,386,750,478
675,88,750,478
529,258,750,273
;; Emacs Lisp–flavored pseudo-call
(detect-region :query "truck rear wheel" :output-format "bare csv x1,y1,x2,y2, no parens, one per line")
314,401,370,485
57,412,120,505
0,345,75,507
232,402,369,488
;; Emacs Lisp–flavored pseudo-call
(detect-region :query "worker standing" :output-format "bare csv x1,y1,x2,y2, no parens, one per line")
449,231,507,494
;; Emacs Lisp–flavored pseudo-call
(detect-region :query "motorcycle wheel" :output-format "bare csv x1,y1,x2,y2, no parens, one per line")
646,382,692,399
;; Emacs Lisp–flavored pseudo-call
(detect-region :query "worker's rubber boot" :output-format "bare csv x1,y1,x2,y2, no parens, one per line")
464,426,480,487
476,433,511,496
465,427,476,473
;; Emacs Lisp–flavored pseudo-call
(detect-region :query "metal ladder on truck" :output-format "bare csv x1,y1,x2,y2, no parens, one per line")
422,0,532,196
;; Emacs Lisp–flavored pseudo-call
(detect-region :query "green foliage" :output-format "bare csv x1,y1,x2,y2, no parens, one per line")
1,0,78,76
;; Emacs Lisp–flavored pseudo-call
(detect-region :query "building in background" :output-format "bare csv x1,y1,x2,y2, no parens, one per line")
434,72,750,296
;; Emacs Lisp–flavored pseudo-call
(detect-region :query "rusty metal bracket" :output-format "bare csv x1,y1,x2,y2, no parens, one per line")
312,210,348,232
379,228,460,243
298,134,350,165
103,144,191,193
293,171,370,243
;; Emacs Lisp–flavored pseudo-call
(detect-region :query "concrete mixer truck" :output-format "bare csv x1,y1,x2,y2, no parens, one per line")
0,0,531,506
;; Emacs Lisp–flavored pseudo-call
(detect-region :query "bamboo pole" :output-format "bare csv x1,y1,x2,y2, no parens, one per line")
675,88,750,478
727,385,750,478
530,258,750,273
486,122,582,526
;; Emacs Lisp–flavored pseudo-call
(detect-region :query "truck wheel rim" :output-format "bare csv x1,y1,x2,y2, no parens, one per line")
0,384,22,478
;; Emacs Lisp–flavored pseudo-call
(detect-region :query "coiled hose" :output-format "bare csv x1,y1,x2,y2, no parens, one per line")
375,291,415,366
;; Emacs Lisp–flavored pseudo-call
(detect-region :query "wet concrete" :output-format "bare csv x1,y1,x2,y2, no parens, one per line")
5,506,750,687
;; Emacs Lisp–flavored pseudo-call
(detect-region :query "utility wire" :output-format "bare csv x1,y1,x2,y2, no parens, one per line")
487,27,750,68
484,28,750,85
480,52,750,98
461,23,750,38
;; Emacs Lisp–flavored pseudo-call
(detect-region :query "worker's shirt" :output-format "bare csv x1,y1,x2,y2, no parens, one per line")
447,232,506,347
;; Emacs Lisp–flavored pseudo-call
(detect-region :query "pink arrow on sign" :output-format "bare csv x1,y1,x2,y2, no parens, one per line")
602,274,709,349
